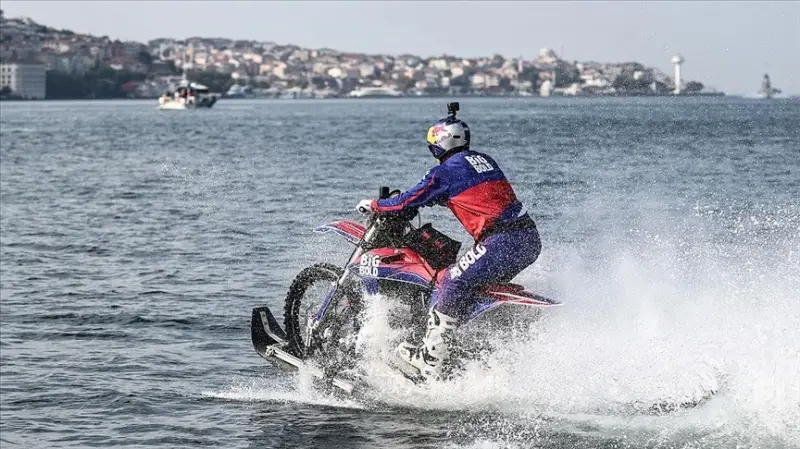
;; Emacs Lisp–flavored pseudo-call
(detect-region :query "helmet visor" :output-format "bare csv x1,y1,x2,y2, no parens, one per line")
428,144,445,159
426,126,438,145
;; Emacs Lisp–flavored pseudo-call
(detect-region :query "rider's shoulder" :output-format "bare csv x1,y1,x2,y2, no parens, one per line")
469,150,503,168
469,149,496,160
448,149,498,166
419,165,443,183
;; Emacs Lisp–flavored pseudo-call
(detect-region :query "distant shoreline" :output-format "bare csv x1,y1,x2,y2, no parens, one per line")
1,92,743,103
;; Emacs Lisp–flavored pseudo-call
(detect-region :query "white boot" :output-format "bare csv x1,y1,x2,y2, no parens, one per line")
395,309,459,382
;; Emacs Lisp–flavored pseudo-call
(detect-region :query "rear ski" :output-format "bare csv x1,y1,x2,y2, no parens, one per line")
250,306,359,395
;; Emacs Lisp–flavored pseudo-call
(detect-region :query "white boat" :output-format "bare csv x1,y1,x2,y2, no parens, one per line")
157,74,221,110
348,86,403,98
157,92,218,110
157,97,190,110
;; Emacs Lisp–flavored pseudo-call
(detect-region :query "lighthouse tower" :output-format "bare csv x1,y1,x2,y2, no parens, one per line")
671,54,685,95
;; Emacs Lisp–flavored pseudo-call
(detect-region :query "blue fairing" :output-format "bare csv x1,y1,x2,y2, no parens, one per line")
346,264,431,289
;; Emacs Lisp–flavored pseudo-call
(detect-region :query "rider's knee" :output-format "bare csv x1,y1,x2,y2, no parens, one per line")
440,272,474,297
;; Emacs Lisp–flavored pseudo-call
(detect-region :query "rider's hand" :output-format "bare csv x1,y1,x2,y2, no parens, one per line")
356,199,375,215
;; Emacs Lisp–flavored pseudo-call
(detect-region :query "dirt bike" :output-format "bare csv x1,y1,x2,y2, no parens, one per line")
250,186,561,395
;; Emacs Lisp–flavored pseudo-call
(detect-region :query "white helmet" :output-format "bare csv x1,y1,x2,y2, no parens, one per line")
426,116,470,160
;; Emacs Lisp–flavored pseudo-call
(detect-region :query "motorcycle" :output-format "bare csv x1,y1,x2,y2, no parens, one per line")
250,186,561,395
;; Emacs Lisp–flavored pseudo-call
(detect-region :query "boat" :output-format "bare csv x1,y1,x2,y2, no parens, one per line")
157,73,221,110
348,86,403,98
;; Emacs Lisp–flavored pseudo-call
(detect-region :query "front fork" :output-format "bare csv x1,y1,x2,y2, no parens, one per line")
306,218,380,349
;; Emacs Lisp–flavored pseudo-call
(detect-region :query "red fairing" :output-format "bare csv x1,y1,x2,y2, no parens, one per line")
446,180,518,239
354,247,436,283
435,269,448,286
326,220,366,240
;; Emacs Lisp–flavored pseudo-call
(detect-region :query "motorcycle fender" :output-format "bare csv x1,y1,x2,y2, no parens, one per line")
313,220,366,245
482,283,562,306
468,283,562,320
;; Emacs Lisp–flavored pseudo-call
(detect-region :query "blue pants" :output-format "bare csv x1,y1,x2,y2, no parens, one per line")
431,225,542,321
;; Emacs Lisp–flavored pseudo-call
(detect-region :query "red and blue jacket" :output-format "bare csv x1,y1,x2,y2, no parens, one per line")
371,150,529,241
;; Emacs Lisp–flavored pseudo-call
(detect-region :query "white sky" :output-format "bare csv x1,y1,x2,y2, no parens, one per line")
2,1,798,95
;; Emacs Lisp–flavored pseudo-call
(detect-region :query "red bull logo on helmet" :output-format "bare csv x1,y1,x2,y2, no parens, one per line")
427,124,452,145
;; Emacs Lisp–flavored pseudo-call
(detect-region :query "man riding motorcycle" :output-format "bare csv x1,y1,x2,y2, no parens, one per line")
356,103,542,383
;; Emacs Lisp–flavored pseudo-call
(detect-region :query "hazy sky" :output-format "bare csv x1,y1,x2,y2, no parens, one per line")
3,1,799,95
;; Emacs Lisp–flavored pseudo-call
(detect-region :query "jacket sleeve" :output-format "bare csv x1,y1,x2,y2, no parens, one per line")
372,167,448,213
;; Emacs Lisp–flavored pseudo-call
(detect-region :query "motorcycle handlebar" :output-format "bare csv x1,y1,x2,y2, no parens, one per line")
367,185,419,226
379,186,402,200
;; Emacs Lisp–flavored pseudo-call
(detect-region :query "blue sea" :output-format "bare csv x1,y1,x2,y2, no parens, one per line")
1,97,798,448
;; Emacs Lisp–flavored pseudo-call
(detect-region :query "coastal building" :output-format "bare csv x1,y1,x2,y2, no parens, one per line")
0,11,725,100
0,58,46,99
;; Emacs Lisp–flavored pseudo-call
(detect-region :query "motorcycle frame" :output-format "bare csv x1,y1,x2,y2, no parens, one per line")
308,210,560,347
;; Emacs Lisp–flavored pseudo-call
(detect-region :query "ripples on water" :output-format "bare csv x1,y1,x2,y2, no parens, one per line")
1,98,799,448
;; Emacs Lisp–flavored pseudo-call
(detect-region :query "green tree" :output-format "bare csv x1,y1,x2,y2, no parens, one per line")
519,67,539,89
46,71,89,99
652,81,670,94
186,70,233,92
449,75,471,88
310,77,327,90
685,81,704,93
612,75,650,91
558,68,581,87
136,50,153,69
44,67,152,99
